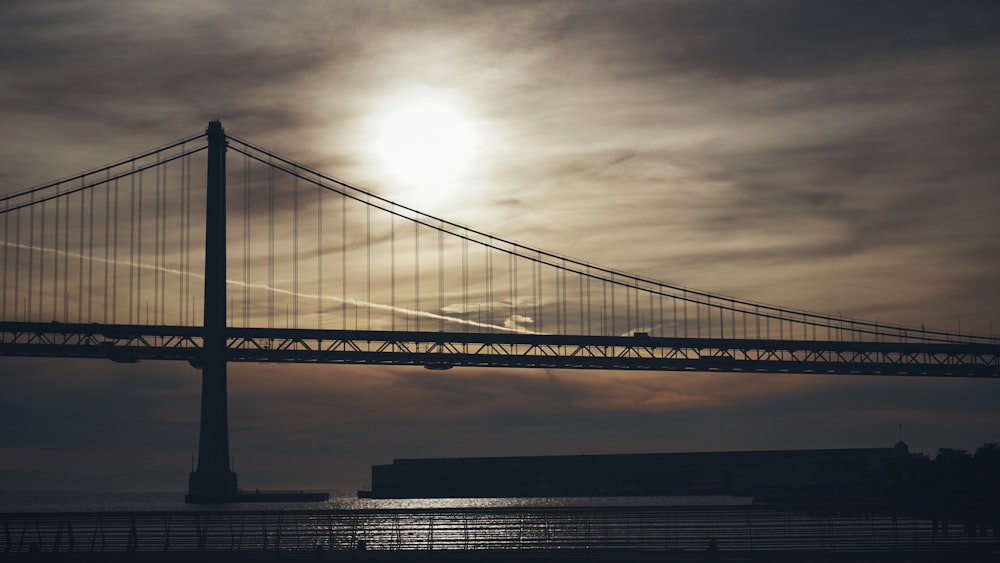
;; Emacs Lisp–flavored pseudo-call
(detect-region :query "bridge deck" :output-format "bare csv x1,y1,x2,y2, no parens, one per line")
3,322,998,377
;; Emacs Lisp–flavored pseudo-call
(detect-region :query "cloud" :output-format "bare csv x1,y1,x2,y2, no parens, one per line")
548,1,1000,80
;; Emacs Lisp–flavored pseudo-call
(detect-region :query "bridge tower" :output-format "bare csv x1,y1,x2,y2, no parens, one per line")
186,120,239,502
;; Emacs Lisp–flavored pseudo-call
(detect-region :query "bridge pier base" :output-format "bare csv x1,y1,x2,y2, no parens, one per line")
186,469,238,503
185,355,238,503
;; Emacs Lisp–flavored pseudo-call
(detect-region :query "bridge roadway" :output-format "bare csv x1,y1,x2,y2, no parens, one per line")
3,322,998,378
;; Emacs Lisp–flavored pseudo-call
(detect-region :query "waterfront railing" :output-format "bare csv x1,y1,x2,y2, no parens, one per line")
2,505,998,556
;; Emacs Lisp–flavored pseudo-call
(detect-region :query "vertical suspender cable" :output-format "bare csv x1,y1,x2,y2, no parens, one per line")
437,226,444,331
293,173,299,328
731,300,736,341
113,176,120,323
177,154,184,324
154,152,167,325
390,209,395,331
562,259,568,334
78,184,86,322
485,241,492,331
317,173,323,329
555,263,562,334
697,298,702,339
341,191,346,330
38,192,47,320
512,251,518,333
536,252,542,334
190,150,196,325
649,285,654,334
159,157,167,324
462,233,468,328
509,251,514,333
488,241,494,330
610,273,616,336
554,267,560,335
38,190,46,320
624,277,630,335
640,280,646,333
178,151,186,324
243,150,250,327
1,202,9,320
183,152,191,325
632,277,645,328
707,296,712,339
673,295,677,338
88,169,96,322
719,304,726,338
683,290,688,338
268,161,275,328
13,207,20,320
53,184,60,318
743,305,748,339
414,219,420,332
656,287,663,337
103,169,110,323
128,161,136,324
532,256,539,334
601,278,607,336
366,201,371,330
62,181,71,320
26,191,34,321
135,169,142,324
154,152,161,325
0,199,10,321
1,199,7,320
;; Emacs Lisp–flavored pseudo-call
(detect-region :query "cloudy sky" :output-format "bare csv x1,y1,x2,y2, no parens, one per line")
2,0,999,492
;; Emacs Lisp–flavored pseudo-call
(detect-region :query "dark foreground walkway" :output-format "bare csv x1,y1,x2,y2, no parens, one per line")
2,548,999,562
3,505,998,561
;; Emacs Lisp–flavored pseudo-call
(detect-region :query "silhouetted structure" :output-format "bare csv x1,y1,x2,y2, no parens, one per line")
184,122,327,504
185,121,239,503
360,446,906,499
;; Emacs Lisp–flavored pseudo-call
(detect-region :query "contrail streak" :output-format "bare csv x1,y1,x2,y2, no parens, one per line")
2,241,539,334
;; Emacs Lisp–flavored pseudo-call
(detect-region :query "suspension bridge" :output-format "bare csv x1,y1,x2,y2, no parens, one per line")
2,121,997,502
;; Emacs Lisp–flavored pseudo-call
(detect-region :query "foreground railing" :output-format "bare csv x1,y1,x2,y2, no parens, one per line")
2,506,998,556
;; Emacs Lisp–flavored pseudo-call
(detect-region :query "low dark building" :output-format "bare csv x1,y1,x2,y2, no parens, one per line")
361,444,908,499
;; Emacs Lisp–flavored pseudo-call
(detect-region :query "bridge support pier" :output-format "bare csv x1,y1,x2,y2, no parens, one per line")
186,120,238,503
186,356,238,502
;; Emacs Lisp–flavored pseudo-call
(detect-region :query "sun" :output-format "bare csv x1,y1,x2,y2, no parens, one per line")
372,96,478,207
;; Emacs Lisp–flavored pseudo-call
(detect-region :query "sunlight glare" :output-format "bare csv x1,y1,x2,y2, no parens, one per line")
373,96,478,207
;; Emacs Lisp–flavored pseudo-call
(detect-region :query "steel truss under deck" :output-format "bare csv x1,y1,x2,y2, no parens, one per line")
3,321,998,378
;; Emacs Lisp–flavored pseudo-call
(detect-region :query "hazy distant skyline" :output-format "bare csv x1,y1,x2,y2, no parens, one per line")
2,0,999,492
